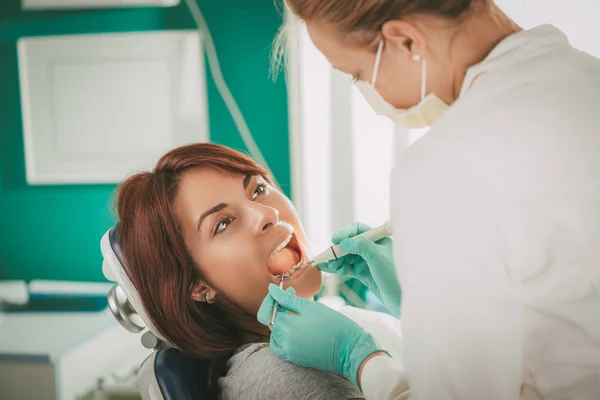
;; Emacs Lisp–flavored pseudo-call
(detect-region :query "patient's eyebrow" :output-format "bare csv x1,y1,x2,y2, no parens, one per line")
197,202,228,233
243,174,252,189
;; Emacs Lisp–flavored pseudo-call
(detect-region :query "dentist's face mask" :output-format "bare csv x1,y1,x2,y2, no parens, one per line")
355,40,449,129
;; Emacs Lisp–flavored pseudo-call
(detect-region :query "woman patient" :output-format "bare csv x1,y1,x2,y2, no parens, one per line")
116,143,399,400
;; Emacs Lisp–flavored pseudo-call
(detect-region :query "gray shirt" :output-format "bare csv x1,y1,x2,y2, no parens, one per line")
218,343,364,400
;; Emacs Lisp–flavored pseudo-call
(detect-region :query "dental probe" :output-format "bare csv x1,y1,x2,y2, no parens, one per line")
269,274,285,326
292,220,394,272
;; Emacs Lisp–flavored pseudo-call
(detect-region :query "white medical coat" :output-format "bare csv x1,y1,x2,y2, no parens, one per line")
360,25,600,400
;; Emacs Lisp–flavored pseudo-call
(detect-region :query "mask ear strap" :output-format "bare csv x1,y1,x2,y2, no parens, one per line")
421,59,427,100
372,40,384,86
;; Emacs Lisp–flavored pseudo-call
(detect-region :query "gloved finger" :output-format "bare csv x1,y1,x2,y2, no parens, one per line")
274,309,297,327
270,314,297,358
327,254,354,271
376,236,393,246
338,236,381,264
331,222,374,244
268,284,309,315
353,262,370,280
317,261,337,275
319,257,354,277
257,287,296,326
257,292,276,326
269,330,287,359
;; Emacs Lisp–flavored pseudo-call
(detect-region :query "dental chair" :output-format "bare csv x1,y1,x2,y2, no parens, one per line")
101,225,209,400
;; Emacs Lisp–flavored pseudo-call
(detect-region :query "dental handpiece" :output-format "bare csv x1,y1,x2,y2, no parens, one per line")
269,275,285,326
268,221,393,325
296,220,394,271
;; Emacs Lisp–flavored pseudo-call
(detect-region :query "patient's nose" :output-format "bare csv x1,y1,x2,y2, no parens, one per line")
249,203,279,235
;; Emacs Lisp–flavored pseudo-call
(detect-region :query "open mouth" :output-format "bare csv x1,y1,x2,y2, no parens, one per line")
266,232,305,278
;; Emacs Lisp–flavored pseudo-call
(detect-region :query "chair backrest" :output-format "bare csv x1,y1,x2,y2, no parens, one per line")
138,348,209,400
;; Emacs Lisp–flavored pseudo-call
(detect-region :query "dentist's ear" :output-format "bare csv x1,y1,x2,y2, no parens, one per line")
381,19,428,60
191,281,217,304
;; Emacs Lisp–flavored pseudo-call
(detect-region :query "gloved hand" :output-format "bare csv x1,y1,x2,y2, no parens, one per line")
257,284,388,387
319,222,402,315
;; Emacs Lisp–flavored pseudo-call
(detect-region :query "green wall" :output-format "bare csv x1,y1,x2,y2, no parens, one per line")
0,1,289,282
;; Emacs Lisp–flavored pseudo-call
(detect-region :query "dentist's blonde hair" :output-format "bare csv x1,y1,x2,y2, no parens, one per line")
271,0,491,76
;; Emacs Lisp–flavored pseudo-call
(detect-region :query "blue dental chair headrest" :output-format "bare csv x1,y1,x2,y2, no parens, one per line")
101,224,210,400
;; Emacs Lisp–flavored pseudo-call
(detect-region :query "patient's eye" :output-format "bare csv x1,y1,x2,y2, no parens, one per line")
214,216,234,236
252,182,269,200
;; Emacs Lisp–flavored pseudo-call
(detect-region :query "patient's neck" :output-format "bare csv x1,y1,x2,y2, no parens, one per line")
241,314,270,342
231,315,270,345
242,327,270,344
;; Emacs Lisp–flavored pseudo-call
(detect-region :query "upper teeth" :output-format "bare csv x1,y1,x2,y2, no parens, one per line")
271,233,293,256
270,233,304,275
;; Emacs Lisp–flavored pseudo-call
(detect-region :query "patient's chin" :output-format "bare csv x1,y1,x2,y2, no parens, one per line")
290,267,322,299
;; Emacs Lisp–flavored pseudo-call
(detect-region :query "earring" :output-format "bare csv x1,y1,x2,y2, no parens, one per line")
205,290,215,304
412,54,421,61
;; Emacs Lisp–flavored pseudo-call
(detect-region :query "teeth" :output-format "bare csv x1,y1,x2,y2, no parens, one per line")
285,253,305,275
271,233,293,257
282,260,305,278
291,259,304,270
268,232,305,277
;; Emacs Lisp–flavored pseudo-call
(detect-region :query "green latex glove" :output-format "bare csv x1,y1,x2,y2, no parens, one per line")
257,284,387,387
319,222,402,315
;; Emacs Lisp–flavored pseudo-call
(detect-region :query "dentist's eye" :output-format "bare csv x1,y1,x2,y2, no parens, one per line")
213,217,234,236
252,183,269,200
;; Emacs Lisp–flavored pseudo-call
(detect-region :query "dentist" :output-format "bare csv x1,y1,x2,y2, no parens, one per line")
258,0,600,399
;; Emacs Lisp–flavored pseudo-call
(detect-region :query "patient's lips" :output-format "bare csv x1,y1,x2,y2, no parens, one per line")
266,233,302,276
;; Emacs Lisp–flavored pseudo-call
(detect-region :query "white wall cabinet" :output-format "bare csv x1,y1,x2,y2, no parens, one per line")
18,31,208,185
22,0,180,10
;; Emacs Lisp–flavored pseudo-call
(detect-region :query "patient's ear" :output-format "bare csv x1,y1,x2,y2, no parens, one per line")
190,281,217,303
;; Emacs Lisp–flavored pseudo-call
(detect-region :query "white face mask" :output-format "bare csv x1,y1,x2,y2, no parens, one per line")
355,40,449,129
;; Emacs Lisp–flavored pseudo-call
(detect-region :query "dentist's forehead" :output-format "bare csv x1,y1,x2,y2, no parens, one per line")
306,22,376,72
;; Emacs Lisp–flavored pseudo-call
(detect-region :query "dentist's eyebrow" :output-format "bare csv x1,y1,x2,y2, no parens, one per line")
197,202,228,233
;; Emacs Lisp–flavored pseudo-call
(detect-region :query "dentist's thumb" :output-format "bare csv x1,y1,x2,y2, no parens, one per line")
338,236,381,264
